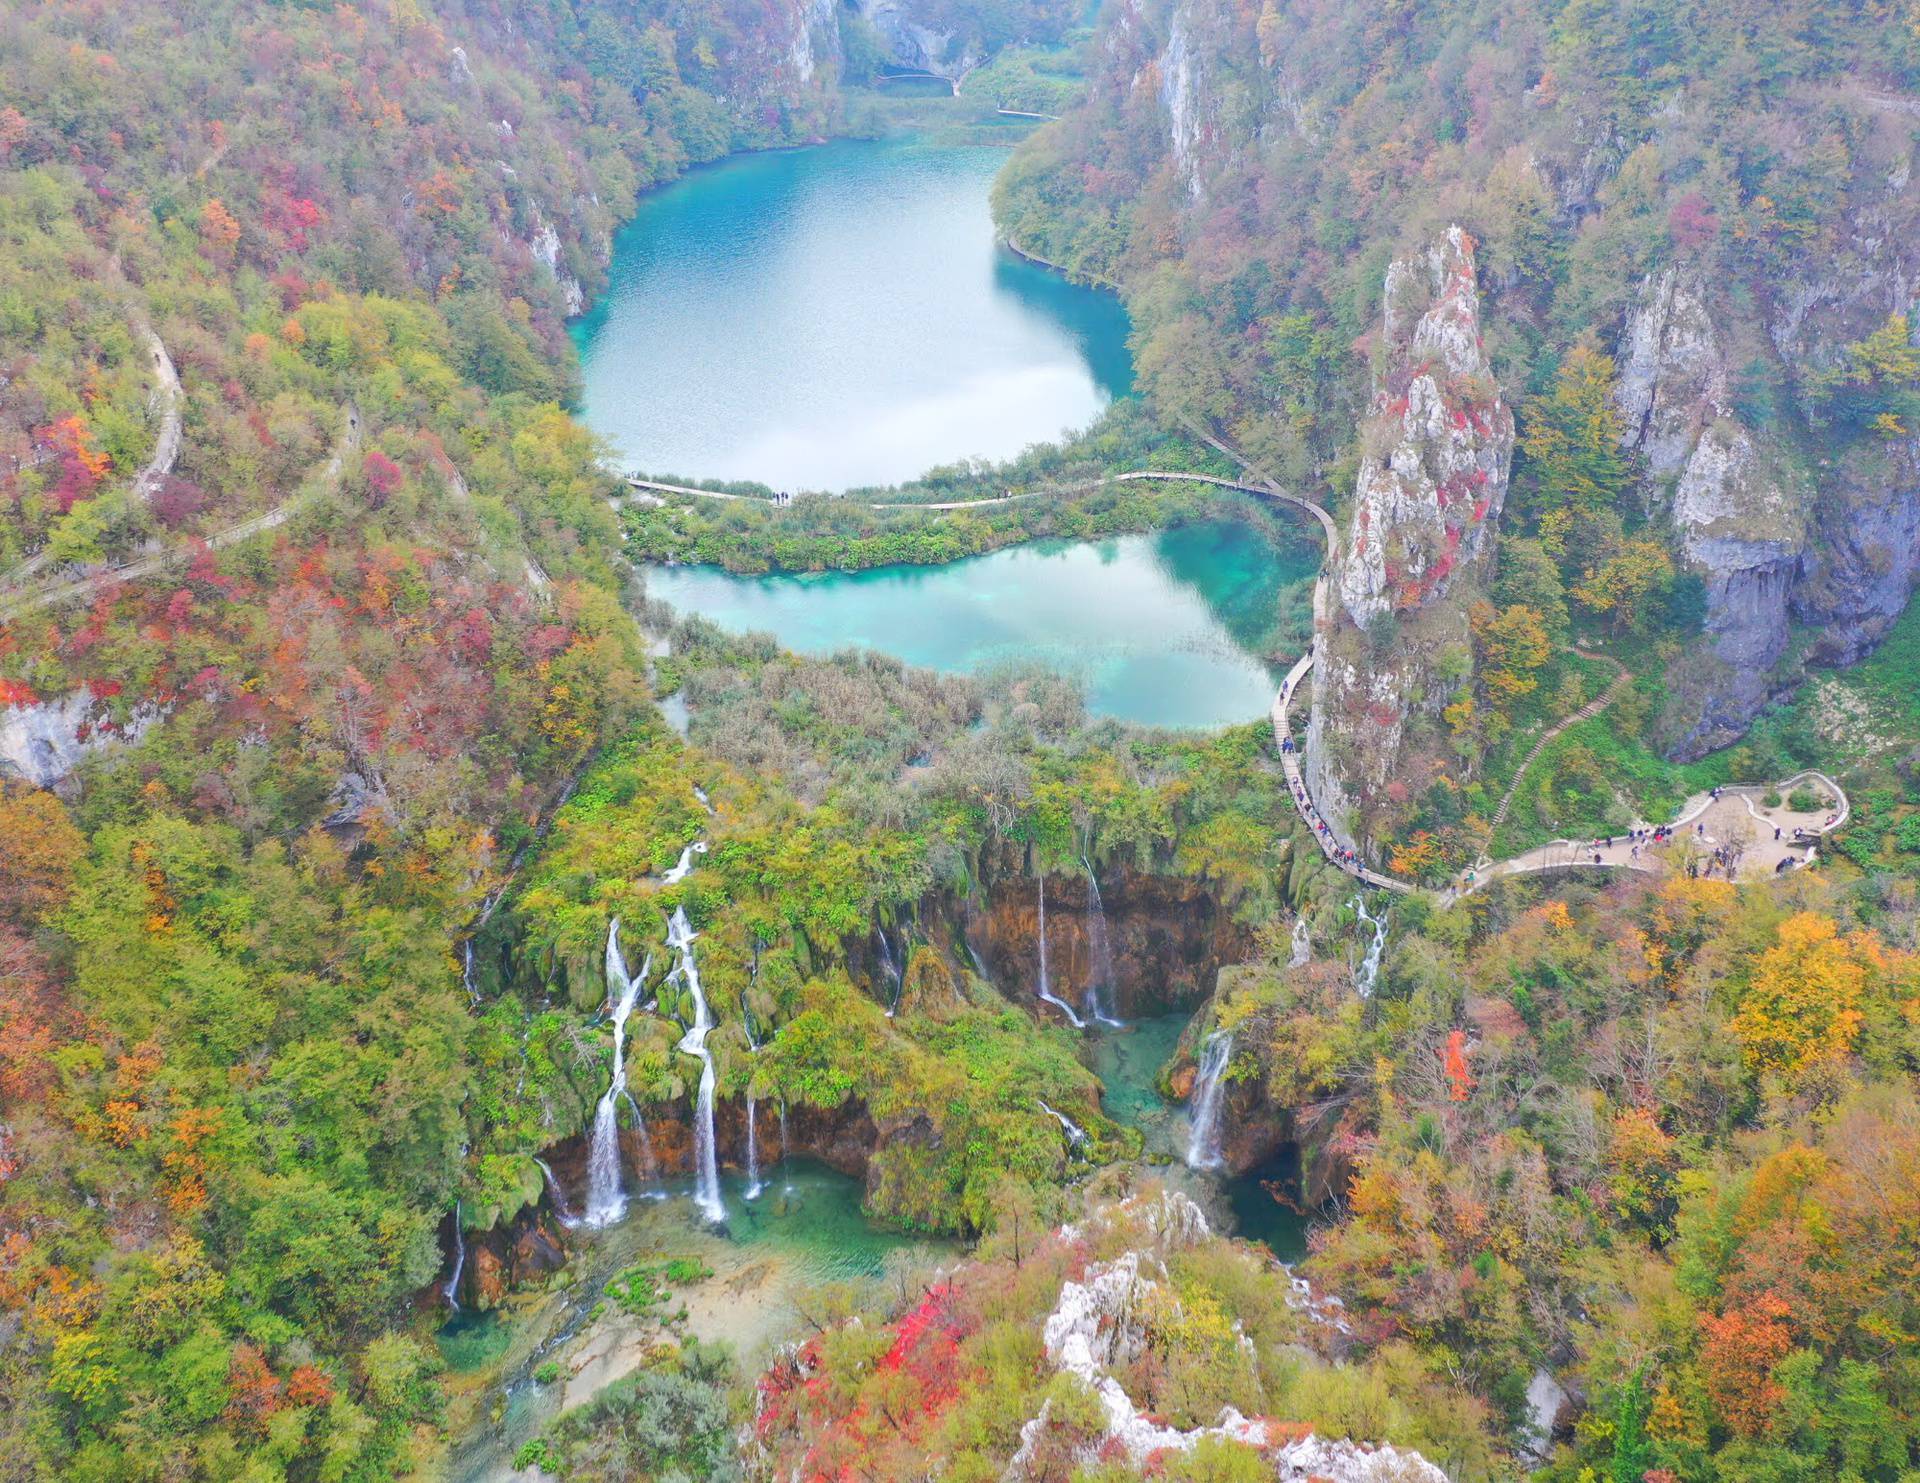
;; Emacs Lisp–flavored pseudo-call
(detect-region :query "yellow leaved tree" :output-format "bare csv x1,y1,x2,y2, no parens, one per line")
1729,912,1876,1075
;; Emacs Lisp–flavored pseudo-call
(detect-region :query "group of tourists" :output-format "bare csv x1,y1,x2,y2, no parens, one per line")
1285,758,1370,878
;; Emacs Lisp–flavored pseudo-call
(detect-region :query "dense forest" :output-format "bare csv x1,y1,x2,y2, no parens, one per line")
2,0,1919,1481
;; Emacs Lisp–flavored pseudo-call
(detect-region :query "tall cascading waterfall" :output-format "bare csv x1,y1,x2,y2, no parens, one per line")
443,1202,466,1310
1350,895,1387,998
1081,858,1123,1026
462,939,481,1004
668,906,725,1224
1184,1031,1235,1169
534,1158,581,1228
1034,875,1085,1028
585,920,651,1227
1290,915,1312,968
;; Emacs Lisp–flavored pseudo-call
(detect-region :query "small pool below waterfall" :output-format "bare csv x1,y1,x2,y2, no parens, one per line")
1087,1015,1309,1260
1089,1014,1188,1157
442,1159,942,1482
1224,1146,1311,1263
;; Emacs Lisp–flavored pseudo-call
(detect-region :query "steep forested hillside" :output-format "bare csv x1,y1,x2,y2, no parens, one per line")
0,0,841,1474
998,0,1920,849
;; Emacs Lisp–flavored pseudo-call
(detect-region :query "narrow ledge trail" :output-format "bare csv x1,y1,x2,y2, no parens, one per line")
0,404,360,624
1,304,184,596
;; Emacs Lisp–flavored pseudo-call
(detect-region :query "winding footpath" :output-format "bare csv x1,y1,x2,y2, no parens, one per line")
1454,770,1850,901
1,309,184,595
0,405,360,623
1480,650,1633,846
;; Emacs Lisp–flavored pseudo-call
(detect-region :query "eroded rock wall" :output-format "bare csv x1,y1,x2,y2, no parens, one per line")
964,866,1252,1018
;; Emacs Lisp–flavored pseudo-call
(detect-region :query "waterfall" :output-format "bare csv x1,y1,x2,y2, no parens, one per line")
462,939,481,1004
744,1094,763,1199
1082,858,1124,1027
965,939,992,984
1035,876,1085,1028
663,840,708,885
443,1203,465,1310
693,783,714,814
668,907,725,1224
1184,1031,1234,1170
876,925,903,1017
535,1158,581,1228
742,1016,763,1199
619,1091,665,1198
1037,1097,1089,1148
1289,916,1311,968
585,921,650,1227
1350,895,1387,998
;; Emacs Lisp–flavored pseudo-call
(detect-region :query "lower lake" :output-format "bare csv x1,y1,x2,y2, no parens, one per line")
645,518,1312,729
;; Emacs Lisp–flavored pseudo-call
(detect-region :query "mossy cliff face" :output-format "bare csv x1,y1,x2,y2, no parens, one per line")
1308,227,1513,851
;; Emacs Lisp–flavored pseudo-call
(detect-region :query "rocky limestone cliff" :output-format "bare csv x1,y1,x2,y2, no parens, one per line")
1007,1192,1449,1482
1,690,165,794
1614,270,1811,756
1618,228,1920,759
1307,226,1513,849
849,0,985,80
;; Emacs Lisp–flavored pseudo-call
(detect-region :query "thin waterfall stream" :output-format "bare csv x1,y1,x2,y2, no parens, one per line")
663,840,708,884
1081,858,1124,1026
1351,895,1387,998
535,1158,581,1228
876,925,904,1017
1036,1098,1089,1148
1034,876,1085,1028
745,1097,762,1199
443,1202,466,1310
743,1019,763,1200
668,906,726,1224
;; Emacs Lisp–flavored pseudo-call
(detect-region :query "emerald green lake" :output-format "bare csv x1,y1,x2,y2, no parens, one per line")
571,138,1132,492
646,519,1311,728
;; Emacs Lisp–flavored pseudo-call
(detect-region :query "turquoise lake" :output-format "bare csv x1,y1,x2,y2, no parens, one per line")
645,519,1311,728
572,139,1133,492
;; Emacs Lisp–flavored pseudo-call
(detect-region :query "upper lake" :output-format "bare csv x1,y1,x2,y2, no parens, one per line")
571,138,1133,492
